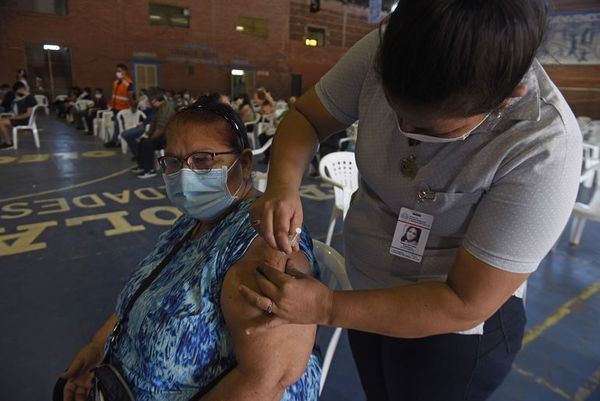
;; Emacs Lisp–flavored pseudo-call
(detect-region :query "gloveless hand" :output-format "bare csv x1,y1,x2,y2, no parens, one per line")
239,259,334,334
60,342,104,401
249,186,304,254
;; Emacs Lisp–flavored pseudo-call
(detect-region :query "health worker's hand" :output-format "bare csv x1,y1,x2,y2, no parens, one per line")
249,186,304,254
239,260,334,334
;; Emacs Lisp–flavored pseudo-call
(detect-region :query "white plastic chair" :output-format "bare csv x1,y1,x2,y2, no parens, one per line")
244,115,261,149
312,239,352,396
93,109,111,138
101,110,115,143
34,95,50,115
339,122,358,150
569,161,600,247
117,109,146,154
582,143,600,188
12,105,41,149
577,116,592,137
251,138,273,192
319,152,359,245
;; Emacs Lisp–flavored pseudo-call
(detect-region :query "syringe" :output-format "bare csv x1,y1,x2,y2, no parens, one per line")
278,227,302,264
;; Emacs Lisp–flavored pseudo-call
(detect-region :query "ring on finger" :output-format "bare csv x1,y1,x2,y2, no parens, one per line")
266,301,273,314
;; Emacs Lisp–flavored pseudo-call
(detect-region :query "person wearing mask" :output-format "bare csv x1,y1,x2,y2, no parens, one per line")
83,89,108,135
0,82,37,149
16,69,29,91
105,63,135,148
137,88,150,111
132,88,175,178
240,2,582,401
58,98,321,401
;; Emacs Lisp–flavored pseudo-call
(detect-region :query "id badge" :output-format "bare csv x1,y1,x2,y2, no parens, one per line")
390,208,434,263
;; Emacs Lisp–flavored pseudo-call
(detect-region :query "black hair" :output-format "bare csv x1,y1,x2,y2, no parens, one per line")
147,87,165,102
166,95,250,151
400,226,421,243
116,63,128,71
377,0,548,117
94,87,103,93
140,88,148,95
16,69,27,78
83,87,91,93
13,81,26,92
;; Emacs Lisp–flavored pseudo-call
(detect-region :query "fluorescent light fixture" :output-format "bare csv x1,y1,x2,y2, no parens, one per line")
231,69,245,76
305,38,318,47
235,25,245,31
390,1,398,12
43,44,60,51
149,15,161,20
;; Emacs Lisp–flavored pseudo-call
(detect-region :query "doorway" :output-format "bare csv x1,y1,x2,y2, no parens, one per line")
26,43,72,100
230,69,256,100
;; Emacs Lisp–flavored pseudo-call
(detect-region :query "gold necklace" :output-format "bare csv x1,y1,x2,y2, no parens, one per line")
400,139,420,179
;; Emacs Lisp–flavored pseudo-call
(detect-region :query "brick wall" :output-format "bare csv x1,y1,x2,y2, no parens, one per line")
0,0,375,100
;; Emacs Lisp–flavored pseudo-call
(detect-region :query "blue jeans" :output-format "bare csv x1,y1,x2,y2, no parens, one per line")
348,296,526,401
121,126,146,157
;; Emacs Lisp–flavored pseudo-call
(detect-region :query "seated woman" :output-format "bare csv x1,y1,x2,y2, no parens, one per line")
61,97,321,401
0,81,37,149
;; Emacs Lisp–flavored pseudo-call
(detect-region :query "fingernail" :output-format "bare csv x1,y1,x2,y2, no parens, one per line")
245,329,251,335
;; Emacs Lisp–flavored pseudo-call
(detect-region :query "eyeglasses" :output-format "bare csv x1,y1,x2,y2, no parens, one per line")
158,151,240,174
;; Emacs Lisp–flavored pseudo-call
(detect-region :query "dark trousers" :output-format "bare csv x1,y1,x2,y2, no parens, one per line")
348,296,526,401
122,126,145,157
137,135,165,172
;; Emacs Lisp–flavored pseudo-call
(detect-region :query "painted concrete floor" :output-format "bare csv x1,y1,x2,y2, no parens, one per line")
1,115,599,401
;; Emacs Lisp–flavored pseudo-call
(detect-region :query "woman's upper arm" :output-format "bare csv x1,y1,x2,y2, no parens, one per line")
220,238,317,390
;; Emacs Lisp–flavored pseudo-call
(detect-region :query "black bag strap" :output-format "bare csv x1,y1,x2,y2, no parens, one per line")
107,225,196,358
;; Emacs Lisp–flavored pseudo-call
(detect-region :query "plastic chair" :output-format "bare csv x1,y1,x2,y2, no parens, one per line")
93,109,111,138
244,115,261,149
34,95,50,115
117,109,146,154
339,122,358,150
569,161,600,247
577,116,592,136
319,152,359,245
582,143,600,188
12,105,41,149
312,239,352,396
101,110,115,143
251,138,273,192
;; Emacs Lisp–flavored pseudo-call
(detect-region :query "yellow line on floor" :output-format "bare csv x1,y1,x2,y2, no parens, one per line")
0,167,132,203
513,364,572,400
574,365,600,401
522,278,600,348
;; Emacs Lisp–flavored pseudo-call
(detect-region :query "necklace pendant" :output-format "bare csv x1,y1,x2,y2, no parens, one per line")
400,155,418,179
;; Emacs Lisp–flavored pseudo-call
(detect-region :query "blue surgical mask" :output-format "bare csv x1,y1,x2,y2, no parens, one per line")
396,113,490,143
163,159,242,221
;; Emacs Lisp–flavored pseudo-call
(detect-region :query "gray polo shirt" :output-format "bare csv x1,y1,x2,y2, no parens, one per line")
315,30,582,300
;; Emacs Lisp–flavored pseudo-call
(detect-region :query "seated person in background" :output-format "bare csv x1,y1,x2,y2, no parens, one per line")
131,88,175,178
237,94,256,123
119,101,147,159
0,81,37,149
137,88,150,111
83,88,108,134
60,97,321,401
0,83,12,113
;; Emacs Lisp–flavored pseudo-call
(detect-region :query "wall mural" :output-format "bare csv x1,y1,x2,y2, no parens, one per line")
538,11,600,65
